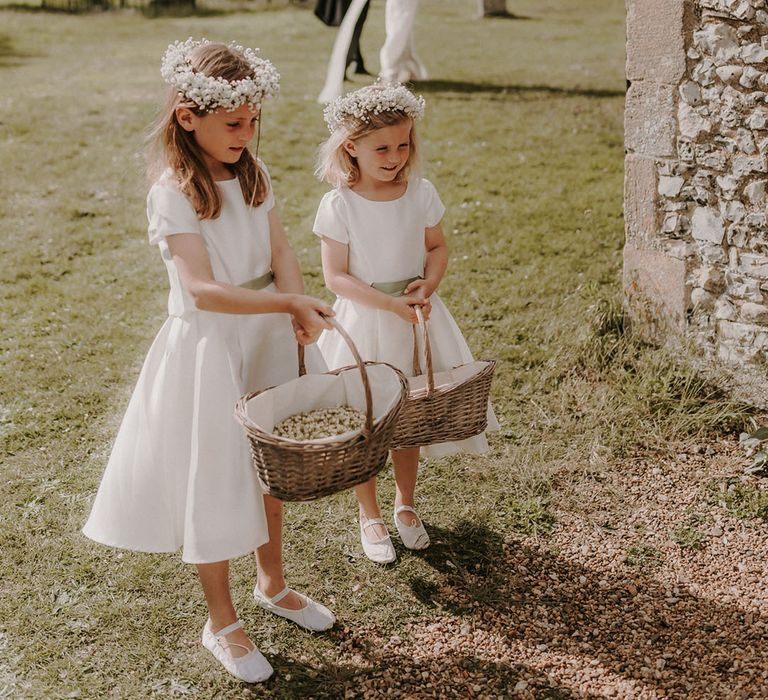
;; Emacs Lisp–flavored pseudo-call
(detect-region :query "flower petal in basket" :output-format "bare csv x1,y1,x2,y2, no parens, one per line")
244,364,404,443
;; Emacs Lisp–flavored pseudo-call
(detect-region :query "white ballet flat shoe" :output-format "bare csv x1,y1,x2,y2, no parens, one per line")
359,515,396,564
253,586,335,632
393,505,430,550
201,619,273,684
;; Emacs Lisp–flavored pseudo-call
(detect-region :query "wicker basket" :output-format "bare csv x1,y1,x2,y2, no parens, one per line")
235,318,408,502
391,307,496,450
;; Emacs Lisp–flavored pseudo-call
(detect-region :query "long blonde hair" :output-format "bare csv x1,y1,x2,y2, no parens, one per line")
148,42,269,220
315,111,421,188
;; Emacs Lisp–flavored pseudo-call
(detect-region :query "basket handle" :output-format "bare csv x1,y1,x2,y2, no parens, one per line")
295,315,374,435
412,306,435,398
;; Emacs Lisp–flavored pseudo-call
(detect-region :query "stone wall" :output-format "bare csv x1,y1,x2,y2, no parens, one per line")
624,0,768,365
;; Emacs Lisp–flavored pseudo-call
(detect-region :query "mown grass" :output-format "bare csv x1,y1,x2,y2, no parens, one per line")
0,1,756,697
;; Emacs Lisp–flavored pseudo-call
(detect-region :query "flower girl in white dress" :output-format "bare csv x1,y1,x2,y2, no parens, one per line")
313,83,499,564
83,39,337,684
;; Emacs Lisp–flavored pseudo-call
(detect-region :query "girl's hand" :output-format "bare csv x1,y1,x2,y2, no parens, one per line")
291,317,320,345
388,296,428,324
289,295,334,344
404,278,435,300
404,279,434,321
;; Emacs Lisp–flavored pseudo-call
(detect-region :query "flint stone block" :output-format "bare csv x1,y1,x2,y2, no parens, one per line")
747,109,768,129
692,206,726,243
718,319,760,341
715,297,737,319
716,174,740,198
740,65,762,88
742,42,768,62
679,102,712,138
744,211,767,226
679,80,703,105
691,287,716,310
659,175,685,197
745,179,767,204
623,247,687,333
732,154,767,177
734,1,756,20
741,301,768,321
666,240,698,258
694,22,740,57
716,64,744,82
626,81,677,157
700,243,728,264
693,59,718,86
724,199,747,223
740,252,768,277
626,0,685,82
700,266,726,292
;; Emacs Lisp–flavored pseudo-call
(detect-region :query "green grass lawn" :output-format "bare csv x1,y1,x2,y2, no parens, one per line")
0,1,754,697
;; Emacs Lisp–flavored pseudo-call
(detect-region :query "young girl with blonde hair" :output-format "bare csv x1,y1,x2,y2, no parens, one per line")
314,83,499,564
83,39,336,683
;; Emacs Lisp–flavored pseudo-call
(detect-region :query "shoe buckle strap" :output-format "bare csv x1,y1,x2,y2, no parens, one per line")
268,587,292,605
213,619,243,638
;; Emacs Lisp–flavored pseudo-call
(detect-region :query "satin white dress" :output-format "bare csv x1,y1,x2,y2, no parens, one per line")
313,178,499,458
83,166,324,564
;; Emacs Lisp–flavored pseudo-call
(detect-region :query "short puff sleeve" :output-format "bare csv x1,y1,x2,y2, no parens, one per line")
146,182,201,245
312,189,350,244
420,179,446,228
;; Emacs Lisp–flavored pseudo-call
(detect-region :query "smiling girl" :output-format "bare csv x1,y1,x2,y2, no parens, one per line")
313,83,499,565
83,39,336,683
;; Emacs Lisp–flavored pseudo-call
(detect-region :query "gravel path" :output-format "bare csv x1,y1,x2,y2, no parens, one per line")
323,439,768,699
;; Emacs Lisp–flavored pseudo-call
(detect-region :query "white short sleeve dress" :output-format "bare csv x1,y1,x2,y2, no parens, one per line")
313,177,499,458
83,165,325,564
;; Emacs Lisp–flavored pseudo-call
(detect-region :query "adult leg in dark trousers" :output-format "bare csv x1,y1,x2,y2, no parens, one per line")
345,0,370,76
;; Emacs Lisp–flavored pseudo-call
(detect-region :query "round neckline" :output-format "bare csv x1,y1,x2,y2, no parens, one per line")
347,180,410,203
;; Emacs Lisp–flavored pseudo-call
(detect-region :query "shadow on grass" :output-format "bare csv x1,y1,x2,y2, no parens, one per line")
389,521,768,697
412,78,625,100
0,33,34,68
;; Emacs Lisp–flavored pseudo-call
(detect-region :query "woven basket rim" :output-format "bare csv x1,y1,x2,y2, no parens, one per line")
235,359,406,448
407,358,496,397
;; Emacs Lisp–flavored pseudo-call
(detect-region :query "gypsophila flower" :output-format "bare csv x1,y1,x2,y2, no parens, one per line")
273,406,366,441
324,82,425,133
161,38,280,112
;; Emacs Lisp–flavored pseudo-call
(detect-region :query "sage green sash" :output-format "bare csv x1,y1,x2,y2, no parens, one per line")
239,270,274,291
371,276,425,374
370,276,421,297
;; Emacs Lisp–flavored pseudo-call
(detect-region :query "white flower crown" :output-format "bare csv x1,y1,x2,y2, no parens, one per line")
161,37,280,112
323,83,426,133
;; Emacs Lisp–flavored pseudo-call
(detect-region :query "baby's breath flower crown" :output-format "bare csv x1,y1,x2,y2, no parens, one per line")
161,37,280,112
323,82,425,133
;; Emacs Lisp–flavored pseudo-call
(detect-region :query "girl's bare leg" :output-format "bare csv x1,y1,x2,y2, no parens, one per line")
354,476,389,539
254,494,303,609
197,561,254,657
392,447,421,527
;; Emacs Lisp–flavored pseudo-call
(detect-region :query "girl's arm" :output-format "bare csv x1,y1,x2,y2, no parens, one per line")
166,233,333,337
268,207,325,343
320,235,427,324
404,222,448,300
268,207,304,295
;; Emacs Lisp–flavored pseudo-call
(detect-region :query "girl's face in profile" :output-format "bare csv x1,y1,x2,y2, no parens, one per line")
345,119,412,187
177,103,260,178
